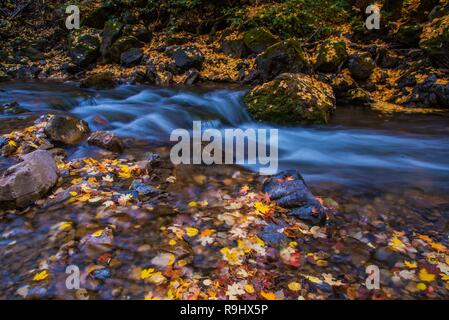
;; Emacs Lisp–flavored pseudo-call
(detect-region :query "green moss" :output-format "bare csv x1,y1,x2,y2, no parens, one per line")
244,74,335,125
315,40,347,73
243,27,279,54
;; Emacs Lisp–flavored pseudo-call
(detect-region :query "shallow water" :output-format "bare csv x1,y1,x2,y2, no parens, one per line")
1,81,449,193
1,81,449,300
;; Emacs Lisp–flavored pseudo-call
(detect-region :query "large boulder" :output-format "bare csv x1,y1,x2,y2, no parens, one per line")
244,73,336,124
108,36,143,63
263,170,326,225
243,27,279,54
221,37,247,58
171,46,204,72
87,131,124,152
0,150,58,209
80,72,117,89
315,40,348,73
255,39,311,82
68,29,101,67
348,52,375,81
420,15,449,65
44,115,90,145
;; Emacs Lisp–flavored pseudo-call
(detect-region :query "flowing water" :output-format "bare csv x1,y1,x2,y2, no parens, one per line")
1,81,449,193
1,81,449,299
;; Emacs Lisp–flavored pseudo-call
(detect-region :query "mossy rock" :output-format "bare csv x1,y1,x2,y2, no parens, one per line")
396,24,422,47
82,6,115,29
256,38,311,81
101,19,124,57
243,27,279,54
348,52,375,81
315,40,348,73
109,36,143,63
68,29,101,67
244,73,336,125
420,15,449,65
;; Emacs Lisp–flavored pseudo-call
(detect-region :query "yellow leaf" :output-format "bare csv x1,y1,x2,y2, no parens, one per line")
87,177,98,184
76,194,91,202
92,230,104,237
188,201,197,208
254,201,270,215
302,274,322,284
244,284,255,294
185,227,199,237
416,283,427,291
33,270,48,281
404,260,417,269
200,229,215,238
69,191,78,197
59,222,72,231
8,140,17,147
389,234,406,252
168,239,177,246
260,290,277,300
71,178,83,185
440,273,449,282
288,282,301,292
430,242,447,252
140,268,155,280
419,268,436,282
178,259,187,267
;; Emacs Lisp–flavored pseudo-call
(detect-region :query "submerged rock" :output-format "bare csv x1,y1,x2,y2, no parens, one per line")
243,27,279,54
87,131,124,152
44,115,90,145
0,102,28,115
244,73,336,124
255,39,311,81
0,150,58,208
262,170,326,225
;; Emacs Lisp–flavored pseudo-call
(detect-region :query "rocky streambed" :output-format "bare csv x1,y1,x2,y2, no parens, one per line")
0,82,448,300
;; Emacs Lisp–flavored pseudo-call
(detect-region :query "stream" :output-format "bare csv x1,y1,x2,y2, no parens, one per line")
1,81,449,299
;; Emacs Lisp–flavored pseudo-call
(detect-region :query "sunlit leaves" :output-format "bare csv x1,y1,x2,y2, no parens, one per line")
33,270,49,281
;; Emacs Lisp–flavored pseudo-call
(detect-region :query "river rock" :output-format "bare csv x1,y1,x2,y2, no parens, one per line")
315,40,348,73
222,37,247,58
87,131,124,152
182,68,200,85
243,27,279,54
123,24,153,43
82,6,114,29
262,170,326,225
1,102,28,115
396,24,422,47
80,72,117,89
68,28,101,67
420,15,449,65
348,52,376,81
120,48,143,67
109,36,143,63
44,115,90,145
244,73,336,124
408,75,449,108
255,39,311,82
100,20,124,58
171,46,204,72
0,150,58,209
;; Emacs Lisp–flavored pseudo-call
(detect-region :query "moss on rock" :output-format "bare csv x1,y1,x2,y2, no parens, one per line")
315,40,348,73
243,27,279,54
420,15,449,65
256,38,311,81
68,28,101,67
243,73,336,124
